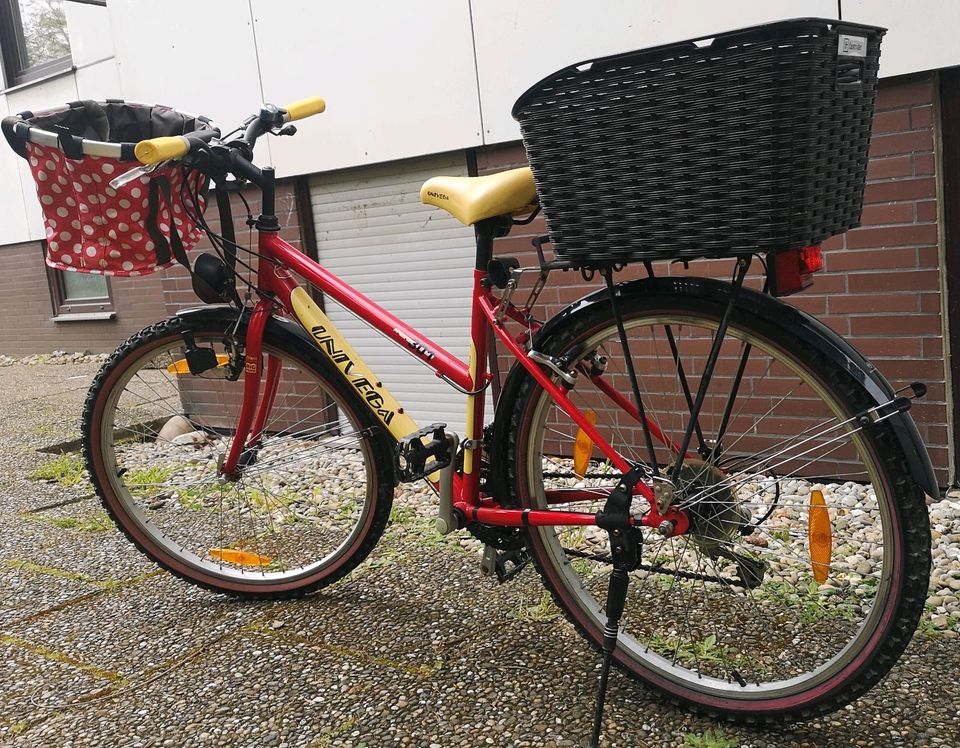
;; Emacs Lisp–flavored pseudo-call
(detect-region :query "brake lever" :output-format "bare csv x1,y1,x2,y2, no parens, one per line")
109,161,167,190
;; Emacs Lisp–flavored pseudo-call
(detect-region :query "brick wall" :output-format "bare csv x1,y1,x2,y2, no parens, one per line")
0,240,168,356
477,72,949,485
0,181,307,358
161,181,307,313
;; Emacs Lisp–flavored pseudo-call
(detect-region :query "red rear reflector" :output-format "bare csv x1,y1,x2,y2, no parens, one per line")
799,245,823,273
768,245,822,297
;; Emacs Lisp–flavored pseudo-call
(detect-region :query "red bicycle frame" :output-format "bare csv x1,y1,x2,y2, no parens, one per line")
220,228,686,534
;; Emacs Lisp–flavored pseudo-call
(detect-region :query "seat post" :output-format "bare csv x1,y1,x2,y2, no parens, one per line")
473,215,513,271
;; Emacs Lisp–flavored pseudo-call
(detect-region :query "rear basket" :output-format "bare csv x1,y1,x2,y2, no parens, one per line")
512,18,885,268
2,100,213,276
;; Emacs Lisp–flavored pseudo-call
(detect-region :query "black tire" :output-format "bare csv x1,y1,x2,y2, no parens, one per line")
497,280,930,722
82,314,396,598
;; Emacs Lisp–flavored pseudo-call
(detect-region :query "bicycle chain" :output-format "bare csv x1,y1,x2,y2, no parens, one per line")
563,547,748,589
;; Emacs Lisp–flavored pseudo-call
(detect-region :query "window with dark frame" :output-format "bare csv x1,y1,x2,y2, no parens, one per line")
0,0,72,88
45,243,115,319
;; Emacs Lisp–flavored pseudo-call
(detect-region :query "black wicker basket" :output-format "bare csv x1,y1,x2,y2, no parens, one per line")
512,18,885,267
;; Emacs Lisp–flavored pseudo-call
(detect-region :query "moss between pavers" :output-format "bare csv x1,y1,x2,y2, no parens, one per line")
0,634,126,684
3,559,160,592
19,510,114,533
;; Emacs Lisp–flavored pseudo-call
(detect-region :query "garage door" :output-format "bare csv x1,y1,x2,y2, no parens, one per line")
309,153,486,436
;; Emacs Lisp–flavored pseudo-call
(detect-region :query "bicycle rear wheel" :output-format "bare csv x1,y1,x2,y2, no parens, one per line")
502,281,930,722
82,313,396,598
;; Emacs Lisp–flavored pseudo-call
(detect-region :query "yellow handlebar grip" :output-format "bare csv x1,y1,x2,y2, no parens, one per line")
134,136,189,165
282,96,326,122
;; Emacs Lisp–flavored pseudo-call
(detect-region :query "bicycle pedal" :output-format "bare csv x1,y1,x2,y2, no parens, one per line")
481,545,530,583
395,423,451,482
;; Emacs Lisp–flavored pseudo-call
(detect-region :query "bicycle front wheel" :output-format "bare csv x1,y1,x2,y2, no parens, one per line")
82,314,396,598
503,281,930,722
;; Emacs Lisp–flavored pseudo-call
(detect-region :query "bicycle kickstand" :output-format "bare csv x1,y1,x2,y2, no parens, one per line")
586,473,641,748
586,563,631,748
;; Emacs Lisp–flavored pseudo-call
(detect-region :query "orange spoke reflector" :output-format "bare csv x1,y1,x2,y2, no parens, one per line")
166,354,229,374
573,409,597,478
208,548,272,567
808,489,832,584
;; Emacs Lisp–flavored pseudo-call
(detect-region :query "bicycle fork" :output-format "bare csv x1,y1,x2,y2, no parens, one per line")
220,298,280,479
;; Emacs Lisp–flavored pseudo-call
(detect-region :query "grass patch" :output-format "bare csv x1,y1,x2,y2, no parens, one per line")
389,504,415,526
756,579,856,624
684,729,738,748
509,591,562,623
29,453,85,487
125,465,174,487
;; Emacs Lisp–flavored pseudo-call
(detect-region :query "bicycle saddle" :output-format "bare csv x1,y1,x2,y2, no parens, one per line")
420,166,538,225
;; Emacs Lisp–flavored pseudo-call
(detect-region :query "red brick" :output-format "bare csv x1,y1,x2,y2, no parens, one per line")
882,359,944,380
850,314,942,336
869,130,933,158
864,178,936,203
820,234,845,251
855,336,922,358
788,295,827,316
866,155,913,180
847,269,939,293
828,293,918,315
825,247,916,271
859,202,915,226
923,337,943,358
872,108,911,133
845,223,938,249
920,293,943,313
914,152,936,176
915,201,937,222
918,246,940,268
910,104,934,129
875,78,934,109
802,273,846,295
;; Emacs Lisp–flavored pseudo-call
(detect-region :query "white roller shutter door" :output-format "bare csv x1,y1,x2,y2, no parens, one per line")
309,153,487,436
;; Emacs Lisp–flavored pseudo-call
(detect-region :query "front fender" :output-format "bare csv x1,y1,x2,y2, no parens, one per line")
174,304,320,351
533,276,940,499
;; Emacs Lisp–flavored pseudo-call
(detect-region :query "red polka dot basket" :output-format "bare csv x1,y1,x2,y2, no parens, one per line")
2,100,215,276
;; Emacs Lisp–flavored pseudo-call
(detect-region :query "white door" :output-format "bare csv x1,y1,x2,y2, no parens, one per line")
309,153,486,436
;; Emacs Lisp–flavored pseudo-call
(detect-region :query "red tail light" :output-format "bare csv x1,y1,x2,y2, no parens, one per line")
768,245,823,297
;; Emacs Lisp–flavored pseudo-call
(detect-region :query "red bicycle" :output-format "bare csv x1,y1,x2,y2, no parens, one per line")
0,19,930,744
59,91,936,745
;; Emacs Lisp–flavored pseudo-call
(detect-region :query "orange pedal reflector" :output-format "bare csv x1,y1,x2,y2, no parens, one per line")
573,409,597,478
208,548,272,567
808,489,832,584
166,354,229,374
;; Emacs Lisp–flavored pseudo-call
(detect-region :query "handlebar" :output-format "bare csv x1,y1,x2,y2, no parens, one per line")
133,95,325,166
281,96,326,122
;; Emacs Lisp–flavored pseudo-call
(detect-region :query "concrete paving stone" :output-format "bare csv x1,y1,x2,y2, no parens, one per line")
0,504,158,585
1,572,281,678
0,644,116,743
0,566,99,625
1,362,959,747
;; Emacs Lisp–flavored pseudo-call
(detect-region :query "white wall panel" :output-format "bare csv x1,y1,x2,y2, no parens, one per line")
7,74,80,241
472,0,839,144
107,0,266,155
65,1,114,67
841,0,960,77
310,153,488,435
0,94,32,247
252,0,482,178
75,60,123,101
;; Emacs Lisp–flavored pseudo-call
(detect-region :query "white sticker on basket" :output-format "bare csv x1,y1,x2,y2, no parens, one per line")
838,34,867,58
